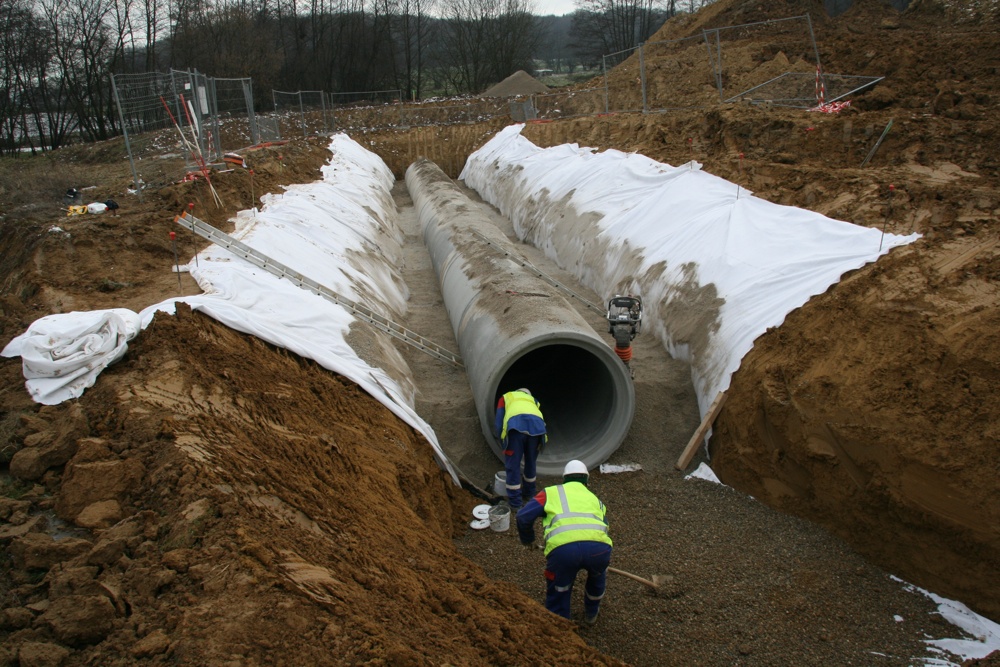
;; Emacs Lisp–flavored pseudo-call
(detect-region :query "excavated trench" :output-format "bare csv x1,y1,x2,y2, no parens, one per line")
406,158,635,475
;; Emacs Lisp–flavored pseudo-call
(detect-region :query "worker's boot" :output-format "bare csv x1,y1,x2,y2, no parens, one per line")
521,476,536,504
506,492,522,511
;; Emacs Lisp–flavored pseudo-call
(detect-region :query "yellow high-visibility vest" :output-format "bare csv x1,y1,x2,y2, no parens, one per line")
500,390,544,439
542,481,612,556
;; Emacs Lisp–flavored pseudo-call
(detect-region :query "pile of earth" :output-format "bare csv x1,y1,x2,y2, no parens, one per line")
481,70,550,97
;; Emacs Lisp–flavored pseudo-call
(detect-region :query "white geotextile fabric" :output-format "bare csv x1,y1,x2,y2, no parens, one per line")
2,134,460,485
461,124,920,417
1,308,142,404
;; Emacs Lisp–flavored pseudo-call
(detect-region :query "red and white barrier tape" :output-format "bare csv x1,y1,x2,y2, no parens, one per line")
809,100,851,113
815,65,826,106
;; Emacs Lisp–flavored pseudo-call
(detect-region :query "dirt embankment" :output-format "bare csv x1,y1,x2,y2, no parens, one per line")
369,0,1000,622
1,305,617,665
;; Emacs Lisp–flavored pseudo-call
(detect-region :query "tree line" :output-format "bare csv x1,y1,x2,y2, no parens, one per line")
0,0,707,154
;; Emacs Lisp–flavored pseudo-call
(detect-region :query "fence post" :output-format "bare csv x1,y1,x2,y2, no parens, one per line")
171,70,187,156
806,13,824,96
209,77,222,161
714,30,724,101
398,90,404,128
639,42,647,114
297,90,306,137
602,55,609,114
245,79,260,146
110,74,143,200
702,30,714,95
702,30,724,102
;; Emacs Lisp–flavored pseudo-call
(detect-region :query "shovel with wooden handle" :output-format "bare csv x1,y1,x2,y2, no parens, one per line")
607,566,675,596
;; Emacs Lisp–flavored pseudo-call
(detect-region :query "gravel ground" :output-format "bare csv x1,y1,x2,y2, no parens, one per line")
456,470,957,666
395,180,977,667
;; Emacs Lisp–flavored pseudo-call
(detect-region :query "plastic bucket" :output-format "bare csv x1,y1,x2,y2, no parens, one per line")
494,471,507,496
488,504,511,532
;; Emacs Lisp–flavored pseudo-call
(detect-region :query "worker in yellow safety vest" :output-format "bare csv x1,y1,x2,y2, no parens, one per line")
515,460,612,625
494,388,547,510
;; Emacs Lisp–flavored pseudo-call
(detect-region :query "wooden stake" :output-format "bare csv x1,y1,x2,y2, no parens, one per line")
170,229,182,291
879,184,895,252
675,390,728,471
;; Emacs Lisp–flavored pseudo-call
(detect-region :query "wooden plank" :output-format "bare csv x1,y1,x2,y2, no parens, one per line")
675,391,728,471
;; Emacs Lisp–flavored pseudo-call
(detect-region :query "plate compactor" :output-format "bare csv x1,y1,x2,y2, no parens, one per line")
606,295,643,375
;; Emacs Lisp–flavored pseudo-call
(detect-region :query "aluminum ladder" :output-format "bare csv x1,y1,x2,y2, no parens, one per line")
174,211,464,368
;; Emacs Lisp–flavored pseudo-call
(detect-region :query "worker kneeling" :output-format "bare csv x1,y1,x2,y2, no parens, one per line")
516,460,612,625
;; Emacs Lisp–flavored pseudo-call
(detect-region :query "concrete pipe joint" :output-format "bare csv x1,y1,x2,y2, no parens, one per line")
405,158,635,475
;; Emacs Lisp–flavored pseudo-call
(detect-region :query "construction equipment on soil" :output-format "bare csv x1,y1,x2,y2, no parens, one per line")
608,566,672,595
607,295,642,373
160,94,223,207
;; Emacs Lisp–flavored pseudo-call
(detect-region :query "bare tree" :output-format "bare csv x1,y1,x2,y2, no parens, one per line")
570,0,671,60
438,0,539,94
108,0,142,73
0,0,42,153
140,0,169,71
39,0,123,141
390,0,436,98
378,0,436,99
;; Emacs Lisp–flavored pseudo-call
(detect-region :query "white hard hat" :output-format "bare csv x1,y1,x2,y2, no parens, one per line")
516,388,532,396
563,460,589,477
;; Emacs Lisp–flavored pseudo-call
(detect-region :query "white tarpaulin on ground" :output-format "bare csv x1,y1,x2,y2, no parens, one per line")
2,134,460,485
460,124,921,416
1,308,142,404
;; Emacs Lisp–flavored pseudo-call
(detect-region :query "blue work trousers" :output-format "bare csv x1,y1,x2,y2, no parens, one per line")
544,541,612,620
504,430,541,509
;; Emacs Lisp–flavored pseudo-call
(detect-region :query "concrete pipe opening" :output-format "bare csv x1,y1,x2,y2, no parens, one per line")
406,157,635,476
492,339,634,475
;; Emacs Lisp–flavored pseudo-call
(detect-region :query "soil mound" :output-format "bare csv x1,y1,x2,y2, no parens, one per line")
1,305,619,665
482,70,550,97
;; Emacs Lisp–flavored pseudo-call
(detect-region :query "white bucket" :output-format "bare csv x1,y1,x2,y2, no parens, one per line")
494,471,507,496
488,504,511,532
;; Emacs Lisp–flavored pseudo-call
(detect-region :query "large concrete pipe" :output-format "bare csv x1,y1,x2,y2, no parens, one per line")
406,158,635,475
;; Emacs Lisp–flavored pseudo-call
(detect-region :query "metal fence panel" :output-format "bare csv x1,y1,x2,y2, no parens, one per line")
530,87,607,120
214,77,259,146
640,34,716,111
271,90,331,136
112,69,259,193
705,15,822,104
